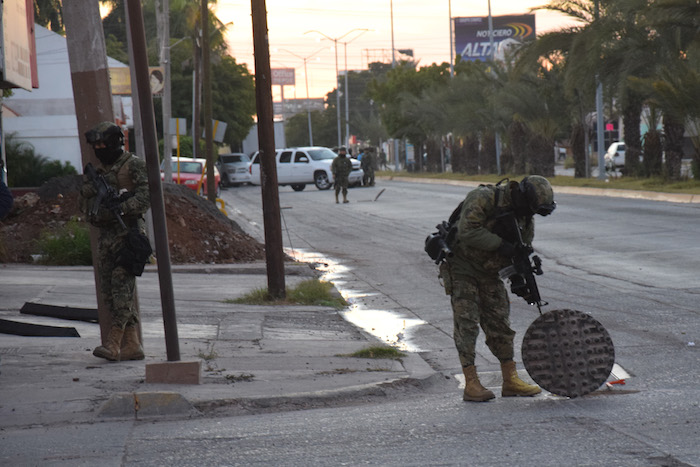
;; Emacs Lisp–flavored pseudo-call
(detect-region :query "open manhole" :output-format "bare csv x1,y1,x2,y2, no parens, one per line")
522,308,615,398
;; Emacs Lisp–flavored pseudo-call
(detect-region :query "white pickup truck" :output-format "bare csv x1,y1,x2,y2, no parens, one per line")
249,147,363,191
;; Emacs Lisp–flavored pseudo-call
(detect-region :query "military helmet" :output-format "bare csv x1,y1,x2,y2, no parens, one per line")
520,175,556,216
85,121,124,149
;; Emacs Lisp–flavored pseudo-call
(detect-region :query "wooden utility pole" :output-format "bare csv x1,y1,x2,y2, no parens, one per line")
156,0,173,183
251,0,285,299
63,0,117,341
202,0,215,202
125,0,181,361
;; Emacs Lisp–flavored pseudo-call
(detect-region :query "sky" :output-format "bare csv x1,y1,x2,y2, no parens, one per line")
213,1,578,101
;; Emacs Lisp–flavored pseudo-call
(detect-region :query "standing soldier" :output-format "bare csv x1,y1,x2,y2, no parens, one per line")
331,146,353,204
442,176,556,401
361,147,376,186
80,122,151,361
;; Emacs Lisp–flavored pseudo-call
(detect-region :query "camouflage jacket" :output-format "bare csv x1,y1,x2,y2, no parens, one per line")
80,151,150,230
331,156,353,180
447,181,534,279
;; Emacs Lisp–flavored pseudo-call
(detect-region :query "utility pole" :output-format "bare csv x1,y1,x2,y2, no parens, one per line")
156,0,173,183
281,47,325,146
125,0,181,361
63,0,116,342
594,0,606,180
202,0,215,202
390,0,396,67
341,30,370,149
448,0,454,77
251,0,286,299
193,39,201,158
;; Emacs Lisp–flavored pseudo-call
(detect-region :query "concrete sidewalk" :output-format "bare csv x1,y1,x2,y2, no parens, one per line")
0,263,437,427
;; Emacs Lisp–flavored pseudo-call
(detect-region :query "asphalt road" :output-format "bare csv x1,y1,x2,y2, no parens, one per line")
5,179,696,466
217,179,699,466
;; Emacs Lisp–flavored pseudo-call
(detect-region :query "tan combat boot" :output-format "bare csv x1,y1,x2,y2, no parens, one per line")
462,365,495,402
120,325,145,361
501,360,541,397
342,194,349,203
93,326,124,361
335,192,339,204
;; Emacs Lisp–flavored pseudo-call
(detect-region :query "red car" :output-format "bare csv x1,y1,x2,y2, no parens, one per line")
161,157,221,196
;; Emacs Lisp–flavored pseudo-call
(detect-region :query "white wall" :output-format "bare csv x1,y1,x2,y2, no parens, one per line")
2,24,130,174
4,116,82,170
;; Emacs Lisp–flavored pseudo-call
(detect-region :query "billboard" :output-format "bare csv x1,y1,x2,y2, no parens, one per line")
109,67,165,95
2,0,35,90
453,14,535,62
271,68,295,86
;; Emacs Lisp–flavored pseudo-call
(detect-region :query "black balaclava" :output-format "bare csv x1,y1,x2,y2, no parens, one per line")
94,146,122,166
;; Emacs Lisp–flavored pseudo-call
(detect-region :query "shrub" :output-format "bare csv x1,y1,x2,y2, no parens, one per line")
36,219,92,265
5,133,77,187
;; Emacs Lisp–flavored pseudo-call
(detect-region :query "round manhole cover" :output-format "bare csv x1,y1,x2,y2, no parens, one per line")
522,309,615,398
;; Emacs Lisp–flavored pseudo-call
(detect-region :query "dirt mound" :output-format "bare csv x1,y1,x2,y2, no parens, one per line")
1,176,266,264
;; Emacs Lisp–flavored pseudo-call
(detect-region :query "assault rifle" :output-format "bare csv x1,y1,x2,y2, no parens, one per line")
424,201,463,264
84,162,152,276
496,211,548,313
425,220,454,264
84,162,126,229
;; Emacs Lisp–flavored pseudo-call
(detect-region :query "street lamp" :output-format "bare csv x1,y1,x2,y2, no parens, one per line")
280,47,325,146
305,28,370,149
341,29,371,148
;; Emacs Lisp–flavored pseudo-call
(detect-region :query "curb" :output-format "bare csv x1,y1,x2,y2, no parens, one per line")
380,176,700,204
94,354,440,419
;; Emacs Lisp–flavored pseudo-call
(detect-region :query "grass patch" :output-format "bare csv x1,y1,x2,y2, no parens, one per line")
343,345,406,360
318,368,359,375
226,278,349,310
197,348,218,361
225,373,254,383
377,171,700,195
35,218,92,265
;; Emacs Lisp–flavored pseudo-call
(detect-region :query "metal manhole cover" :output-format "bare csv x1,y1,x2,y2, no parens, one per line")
522,309,615,398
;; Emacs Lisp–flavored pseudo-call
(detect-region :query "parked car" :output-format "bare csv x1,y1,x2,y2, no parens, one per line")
249,147,363,191
161,157,220,196
605,142,626,168
216,153,251,187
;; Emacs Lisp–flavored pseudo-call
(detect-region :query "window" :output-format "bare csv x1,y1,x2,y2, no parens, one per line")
294,152,309,163
279,151,293,163
307,148,336,160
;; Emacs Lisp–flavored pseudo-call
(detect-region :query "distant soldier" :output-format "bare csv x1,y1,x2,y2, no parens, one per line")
379,150,388,170
331,146,353,204
80,121,151,362
361,148,376,186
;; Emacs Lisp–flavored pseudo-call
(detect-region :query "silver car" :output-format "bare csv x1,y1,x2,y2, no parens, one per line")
217,153,252,187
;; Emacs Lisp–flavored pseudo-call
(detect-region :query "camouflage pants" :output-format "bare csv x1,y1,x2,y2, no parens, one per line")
97,229,139,329
450,273,515,367
334,177,348,196
362,167,375,186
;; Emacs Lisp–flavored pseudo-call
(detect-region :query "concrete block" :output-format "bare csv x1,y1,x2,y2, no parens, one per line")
145,360,201,384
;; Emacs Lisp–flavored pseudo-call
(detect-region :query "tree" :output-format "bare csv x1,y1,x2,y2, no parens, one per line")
100,0,255,151
34,0,64,33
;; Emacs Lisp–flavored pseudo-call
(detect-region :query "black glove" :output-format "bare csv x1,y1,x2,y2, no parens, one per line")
497,240,516,258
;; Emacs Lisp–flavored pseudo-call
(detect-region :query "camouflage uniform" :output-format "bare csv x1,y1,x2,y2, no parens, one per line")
331,150,353,203
445,180,535,368
81,151,150,329
361,150,375,186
